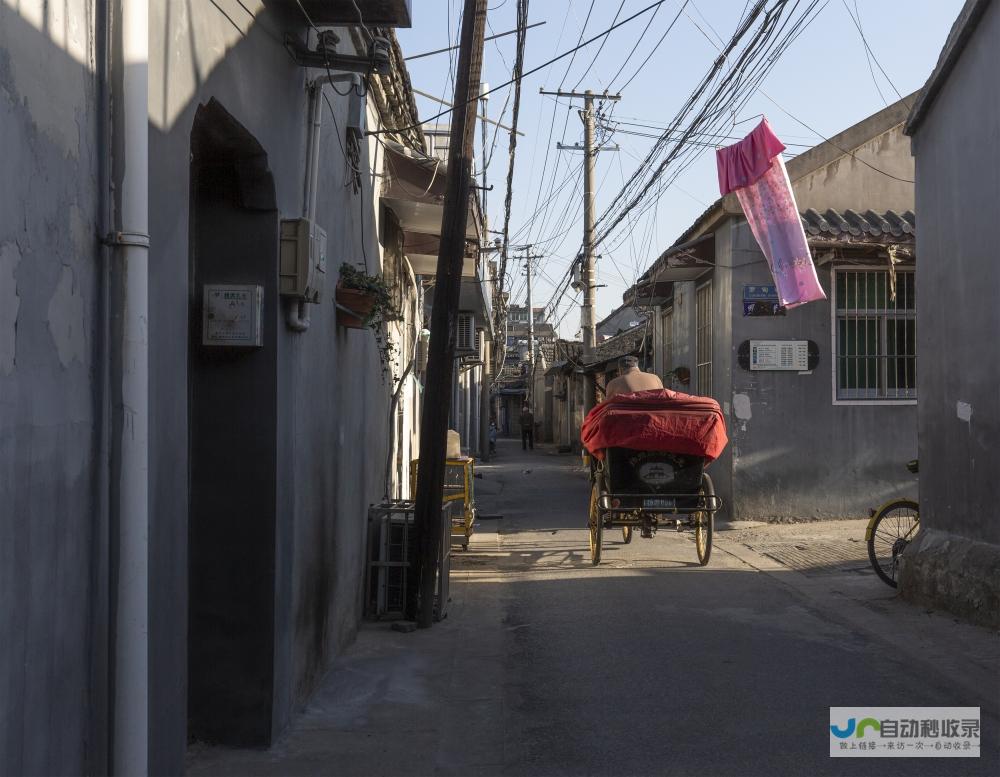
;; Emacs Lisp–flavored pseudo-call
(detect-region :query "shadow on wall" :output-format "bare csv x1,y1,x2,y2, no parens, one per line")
0,3,107,776
187,97,280,747
150,0,390,771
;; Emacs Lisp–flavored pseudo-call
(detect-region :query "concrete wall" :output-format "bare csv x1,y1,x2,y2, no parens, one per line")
653,219,918,522
787,102,915,214
150,2,408,769
0,3,108,774
723,221,917,520
902,0,1000,627
708,224,735,519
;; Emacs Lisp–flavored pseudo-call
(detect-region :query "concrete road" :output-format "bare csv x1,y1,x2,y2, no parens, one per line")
189,439,999,777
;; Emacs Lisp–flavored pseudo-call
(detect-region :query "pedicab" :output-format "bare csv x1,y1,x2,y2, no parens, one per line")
581,389,729,566
409,456,476,550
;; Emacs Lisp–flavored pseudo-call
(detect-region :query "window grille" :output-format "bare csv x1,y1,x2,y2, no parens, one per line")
834,269,916,400
696,283,713,395
661,307,674,377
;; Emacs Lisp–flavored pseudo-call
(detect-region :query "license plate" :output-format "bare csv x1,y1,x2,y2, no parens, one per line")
643,498,675,509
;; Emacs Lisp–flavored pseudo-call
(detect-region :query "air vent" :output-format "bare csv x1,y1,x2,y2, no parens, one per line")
456,312,475,353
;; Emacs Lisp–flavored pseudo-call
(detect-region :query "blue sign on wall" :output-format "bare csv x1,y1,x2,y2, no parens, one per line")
743,284,778,301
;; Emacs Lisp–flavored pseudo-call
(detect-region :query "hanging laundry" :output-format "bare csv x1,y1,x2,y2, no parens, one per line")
716,118,825,309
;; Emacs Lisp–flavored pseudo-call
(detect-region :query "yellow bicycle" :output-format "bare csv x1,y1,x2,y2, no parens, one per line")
865,460,919,588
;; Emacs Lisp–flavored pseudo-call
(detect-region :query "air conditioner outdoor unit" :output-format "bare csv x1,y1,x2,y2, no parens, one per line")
456,312,475,354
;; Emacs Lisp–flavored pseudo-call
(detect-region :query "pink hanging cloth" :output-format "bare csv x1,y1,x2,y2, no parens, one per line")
716,118,825,308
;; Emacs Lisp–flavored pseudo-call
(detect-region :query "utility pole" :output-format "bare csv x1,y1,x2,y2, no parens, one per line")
412,0,487,628
479,83,489,220
519,246,543,411
540,88,620,414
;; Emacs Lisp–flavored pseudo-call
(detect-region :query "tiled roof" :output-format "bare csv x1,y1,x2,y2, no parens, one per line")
587,324,647,368
801,209,915,242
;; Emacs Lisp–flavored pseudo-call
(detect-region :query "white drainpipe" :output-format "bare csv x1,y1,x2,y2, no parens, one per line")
286,71,361,332
112,0,149,773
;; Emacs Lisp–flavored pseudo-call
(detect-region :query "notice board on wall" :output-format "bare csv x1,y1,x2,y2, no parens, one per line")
750,340,809,371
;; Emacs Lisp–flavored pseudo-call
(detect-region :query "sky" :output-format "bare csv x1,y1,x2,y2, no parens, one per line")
396,0,961,337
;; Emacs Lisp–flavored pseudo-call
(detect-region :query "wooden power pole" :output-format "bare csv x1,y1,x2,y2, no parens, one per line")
412,0,488,628
540,88,620,414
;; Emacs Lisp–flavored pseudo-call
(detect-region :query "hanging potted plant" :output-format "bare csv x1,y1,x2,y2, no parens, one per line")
336,263,402,376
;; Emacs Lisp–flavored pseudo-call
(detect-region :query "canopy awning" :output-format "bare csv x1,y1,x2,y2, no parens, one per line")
292,1,412,27
636,233,716,287
381,141,482,277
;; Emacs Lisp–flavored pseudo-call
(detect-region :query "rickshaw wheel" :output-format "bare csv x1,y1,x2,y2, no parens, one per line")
621,525,633,544
695,474,715,566
588,481,603,565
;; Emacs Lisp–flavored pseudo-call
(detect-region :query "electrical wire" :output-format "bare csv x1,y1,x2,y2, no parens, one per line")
571,1,625,91
615,0,691,92
841,0,909,107
594,0,839,250
495,0,531,333
369,0,677,135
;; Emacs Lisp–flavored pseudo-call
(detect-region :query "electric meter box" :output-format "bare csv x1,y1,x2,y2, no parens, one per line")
202,284,263,347
279,218,327,301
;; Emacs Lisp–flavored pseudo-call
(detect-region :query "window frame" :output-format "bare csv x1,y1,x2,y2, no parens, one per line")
830,265,917,406
695,281,713,396
661,306,674,378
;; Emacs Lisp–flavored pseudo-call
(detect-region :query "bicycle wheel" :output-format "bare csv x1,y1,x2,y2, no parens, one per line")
695,474,714,566
622,525,633,544
588,480,603,566
867,499,919,587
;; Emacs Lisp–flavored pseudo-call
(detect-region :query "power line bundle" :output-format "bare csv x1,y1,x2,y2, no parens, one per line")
593,0,827,252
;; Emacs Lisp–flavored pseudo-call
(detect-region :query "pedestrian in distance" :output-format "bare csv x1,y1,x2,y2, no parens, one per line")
489,418,497,455
605,355,663,400
519,402,535,451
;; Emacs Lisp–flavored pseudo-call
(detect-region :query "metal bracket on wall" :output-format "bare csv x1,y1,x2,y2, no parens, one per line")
284,34,390,74
103,231,150,248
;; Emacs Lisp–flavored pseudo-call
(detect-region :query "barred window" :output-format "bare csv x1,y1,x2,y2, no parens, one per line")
661,307,674,377
696,282,712,395
835,269,916,401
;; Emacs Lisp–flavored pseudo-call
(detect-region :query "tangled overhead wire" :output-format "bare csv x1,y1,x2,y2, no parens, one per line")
593,0,828,250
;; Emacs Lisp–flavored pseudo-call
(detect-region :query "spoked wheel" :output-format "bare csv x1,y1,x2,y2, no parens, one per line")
588,480,603,565
695,474,715,566
867,499,919,587
621,525,633,544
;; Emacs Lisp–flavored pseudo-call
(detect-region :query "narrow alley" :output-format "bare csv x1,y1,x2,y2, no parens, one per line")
187,440,999,777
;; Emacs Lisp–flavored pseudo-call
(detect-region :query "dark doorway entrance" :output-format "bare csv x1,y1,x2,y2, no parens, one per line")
187,99,279,746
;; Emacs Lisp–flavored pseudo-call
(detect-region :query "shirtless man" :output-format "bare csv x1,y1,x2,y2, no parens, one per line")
604,355,663,400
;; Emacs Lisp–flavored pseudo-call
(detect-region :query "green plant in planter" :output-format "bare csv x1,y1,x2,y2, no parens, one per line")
338,263,402,378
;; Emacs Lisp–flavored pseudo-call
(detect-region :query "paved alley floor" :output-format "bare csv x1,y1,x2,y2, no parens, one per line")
188,439,999,776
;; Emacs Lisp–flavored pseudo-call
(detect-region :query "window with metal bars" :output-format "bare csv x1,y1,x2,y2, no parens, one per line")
661,308,674,377
696,283,713,395
834,268,916,401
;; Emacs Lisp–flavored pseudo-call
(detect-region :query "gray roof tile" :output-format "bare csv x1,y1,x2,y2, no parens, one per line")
801,209,915,242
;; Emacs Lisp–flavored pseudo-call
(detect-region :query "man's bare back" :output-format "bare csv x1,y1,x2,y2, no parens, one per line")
605,360,663,400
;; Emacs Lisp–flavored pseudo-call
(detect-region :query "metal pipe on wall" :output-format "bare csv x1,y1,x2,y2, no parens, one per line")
287,71,361,332
112,0,149,772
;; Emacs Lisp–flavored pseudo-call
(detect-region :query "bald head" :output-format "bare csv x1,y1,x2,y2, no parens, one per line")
619,355,639,372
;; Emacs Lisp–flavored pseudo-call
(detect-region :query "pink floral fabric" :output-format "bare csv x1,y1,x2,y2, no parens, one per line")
716,117,787,194
716,119,825,309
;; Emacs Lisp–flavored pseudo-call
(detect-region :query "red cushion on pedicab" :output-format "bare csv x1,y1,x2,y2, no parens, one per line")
580,388,729,462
